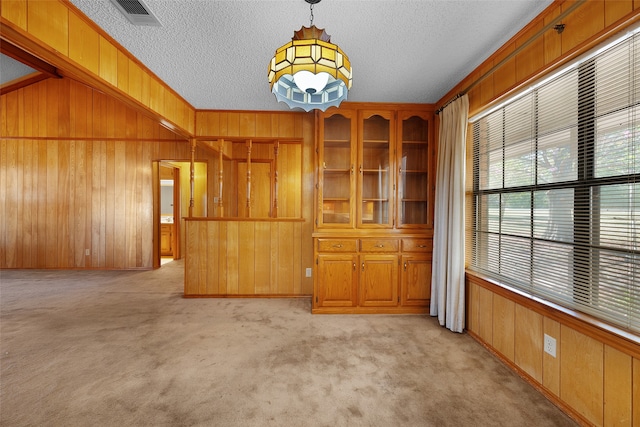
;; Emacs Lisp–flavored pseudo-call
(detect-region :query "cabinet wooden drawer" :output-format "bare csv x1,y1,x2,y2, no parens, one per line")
317,239,357,252
360,239,399,253
402,238,432,253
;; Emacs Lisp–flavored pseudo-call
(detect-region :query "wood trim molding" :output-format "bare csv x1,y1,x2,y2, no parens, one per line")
466,271,640,359
0,71,49,94
1,40,60,78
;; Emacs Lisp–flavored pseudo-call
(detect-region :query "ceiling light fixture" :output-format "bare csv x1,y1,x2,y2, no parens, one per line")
268,0,352,112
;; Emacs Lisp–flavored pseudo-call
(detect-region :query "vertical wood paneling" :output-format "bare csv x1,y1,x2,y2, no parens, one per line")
277,222,294,294
27,0,68,56
69,11,99,75
254,222,271,294
99,36,118,87
560,325,604,425
604,345,632,426
492,293,515,361
477,285,493,344
543,316,561,396
238,222,255,293
514,304,543,382
605,0,634,26
4,139,17,267
515,20,545,83
46,140,58,268
1,0,27,30
634,358,640,427
226,221,239,293
184,221,198,295
562,0,605,55
0,78,197,269
492,43,516,96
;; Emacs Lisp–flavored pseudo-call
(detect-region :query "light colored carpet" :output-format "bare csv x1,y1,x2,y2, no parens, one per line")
0,260,577,426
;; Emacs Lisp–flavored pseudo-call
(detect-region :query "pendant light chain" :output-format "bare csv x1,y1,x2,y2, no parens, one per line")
309,3,314,26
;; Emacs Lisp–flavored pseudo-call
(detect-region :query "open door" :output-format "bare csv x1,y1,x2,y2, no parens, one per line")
159,163,180,263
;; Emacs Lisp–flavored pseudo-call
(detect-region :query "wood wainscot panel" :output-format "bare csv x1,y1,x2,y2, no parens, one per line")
603,345,632,426
560,325,604,425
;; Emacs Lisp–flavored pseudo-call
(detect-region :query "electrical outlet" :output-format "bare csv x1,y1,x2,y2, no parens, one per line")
305,268,312,278
544,334,556,357
85,249,90,256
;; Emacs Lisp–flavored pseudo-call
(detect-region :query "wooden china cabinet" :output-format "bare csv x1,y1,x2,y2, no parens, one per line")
313,103,435,313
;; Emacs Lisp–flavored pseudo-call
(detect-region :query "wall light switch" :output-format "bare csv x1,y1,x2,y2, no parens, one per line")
305,268,312,277
85,249,90,256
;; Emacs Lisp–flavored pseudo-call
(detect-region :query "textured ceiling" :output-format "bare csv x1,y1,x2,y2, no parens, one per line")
0,54,36,84
60,0,554,111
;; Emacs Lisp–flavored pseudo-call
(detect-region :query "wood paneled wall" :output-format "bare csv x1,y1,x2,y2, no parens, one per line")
188,110,315,296
0,0,195,135
467,274,640,426
0,78,214,269
453,2,640,426
184,219,310,296
437,0,640,117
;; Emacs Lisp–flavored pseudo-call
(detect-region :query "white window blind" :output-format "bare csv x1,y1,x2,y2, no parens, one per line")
471,30,640,333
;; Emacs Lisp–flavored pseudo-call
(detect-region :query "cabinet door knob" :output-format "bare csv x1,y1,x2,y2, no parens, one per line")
361,262,365,271
351,165,354,174
404,262,407,271
418,244,427,248
353,262,356,270
333,244,343,248
375,244,384,248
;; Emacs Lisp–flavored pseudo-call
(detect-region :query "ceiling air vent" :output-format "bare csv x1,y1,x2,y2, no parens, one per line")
110,0,162,26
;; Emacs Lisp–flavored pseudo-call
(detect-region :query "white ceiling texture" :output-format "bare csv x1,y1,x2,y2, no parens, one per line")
54,1,552,111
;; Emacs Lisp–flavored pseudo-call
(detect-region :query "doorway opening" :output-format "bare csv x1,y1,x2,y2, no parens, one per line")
153,160,208,268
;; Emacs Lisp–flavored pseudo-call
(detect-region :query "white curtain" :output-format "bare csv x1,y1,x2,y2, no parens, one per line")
430,94,469,333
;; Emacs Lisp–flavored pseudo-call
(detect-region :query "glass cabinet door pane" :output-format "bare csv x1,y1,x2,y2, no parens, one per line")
322,114,352,225
361,114,391,225
399,116,429,225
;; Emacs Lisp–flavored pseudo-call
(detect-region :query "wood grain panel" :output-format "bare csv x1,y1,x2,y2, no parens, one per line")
604,345,632,426
254,221,271,294
515,20,545,83
277,221,295,294
492,43,516,97
1,0,27,30
477,284,493,345
560,325,604,425
69,11,99,75
543,5,562,66
492,293,515,361
98,36,118,87
225,221,239,293
514,304,543,382
605,0,634,26
543,316,561,396
466,280,479,333
27,0,68,56
634,358,640,427
562,0,605,55
0,78,200,270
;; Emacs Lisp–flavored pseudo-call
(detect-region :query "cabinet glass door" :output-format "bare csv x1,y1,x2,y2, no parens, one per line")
359,113,393,227
319,113,354,226
398,115,429,226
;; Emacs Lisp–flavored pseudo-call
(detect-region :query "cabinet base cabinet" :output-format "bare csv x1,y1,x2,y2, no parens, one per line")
360,255,398,307
313,236,431,314
401,255,432,306
317,255,358,308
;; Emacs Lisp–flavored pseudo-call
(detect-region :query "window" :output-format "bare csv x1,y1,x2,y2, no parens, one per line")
470,29,640,333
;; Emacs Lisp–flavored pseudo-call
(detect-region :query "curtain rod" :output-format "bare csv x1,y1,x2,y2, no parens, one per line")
435,0,586,115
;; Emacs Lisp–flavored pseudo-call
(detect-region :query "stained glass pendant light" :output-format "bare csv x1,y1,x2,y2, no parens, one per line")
268,0,352,112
